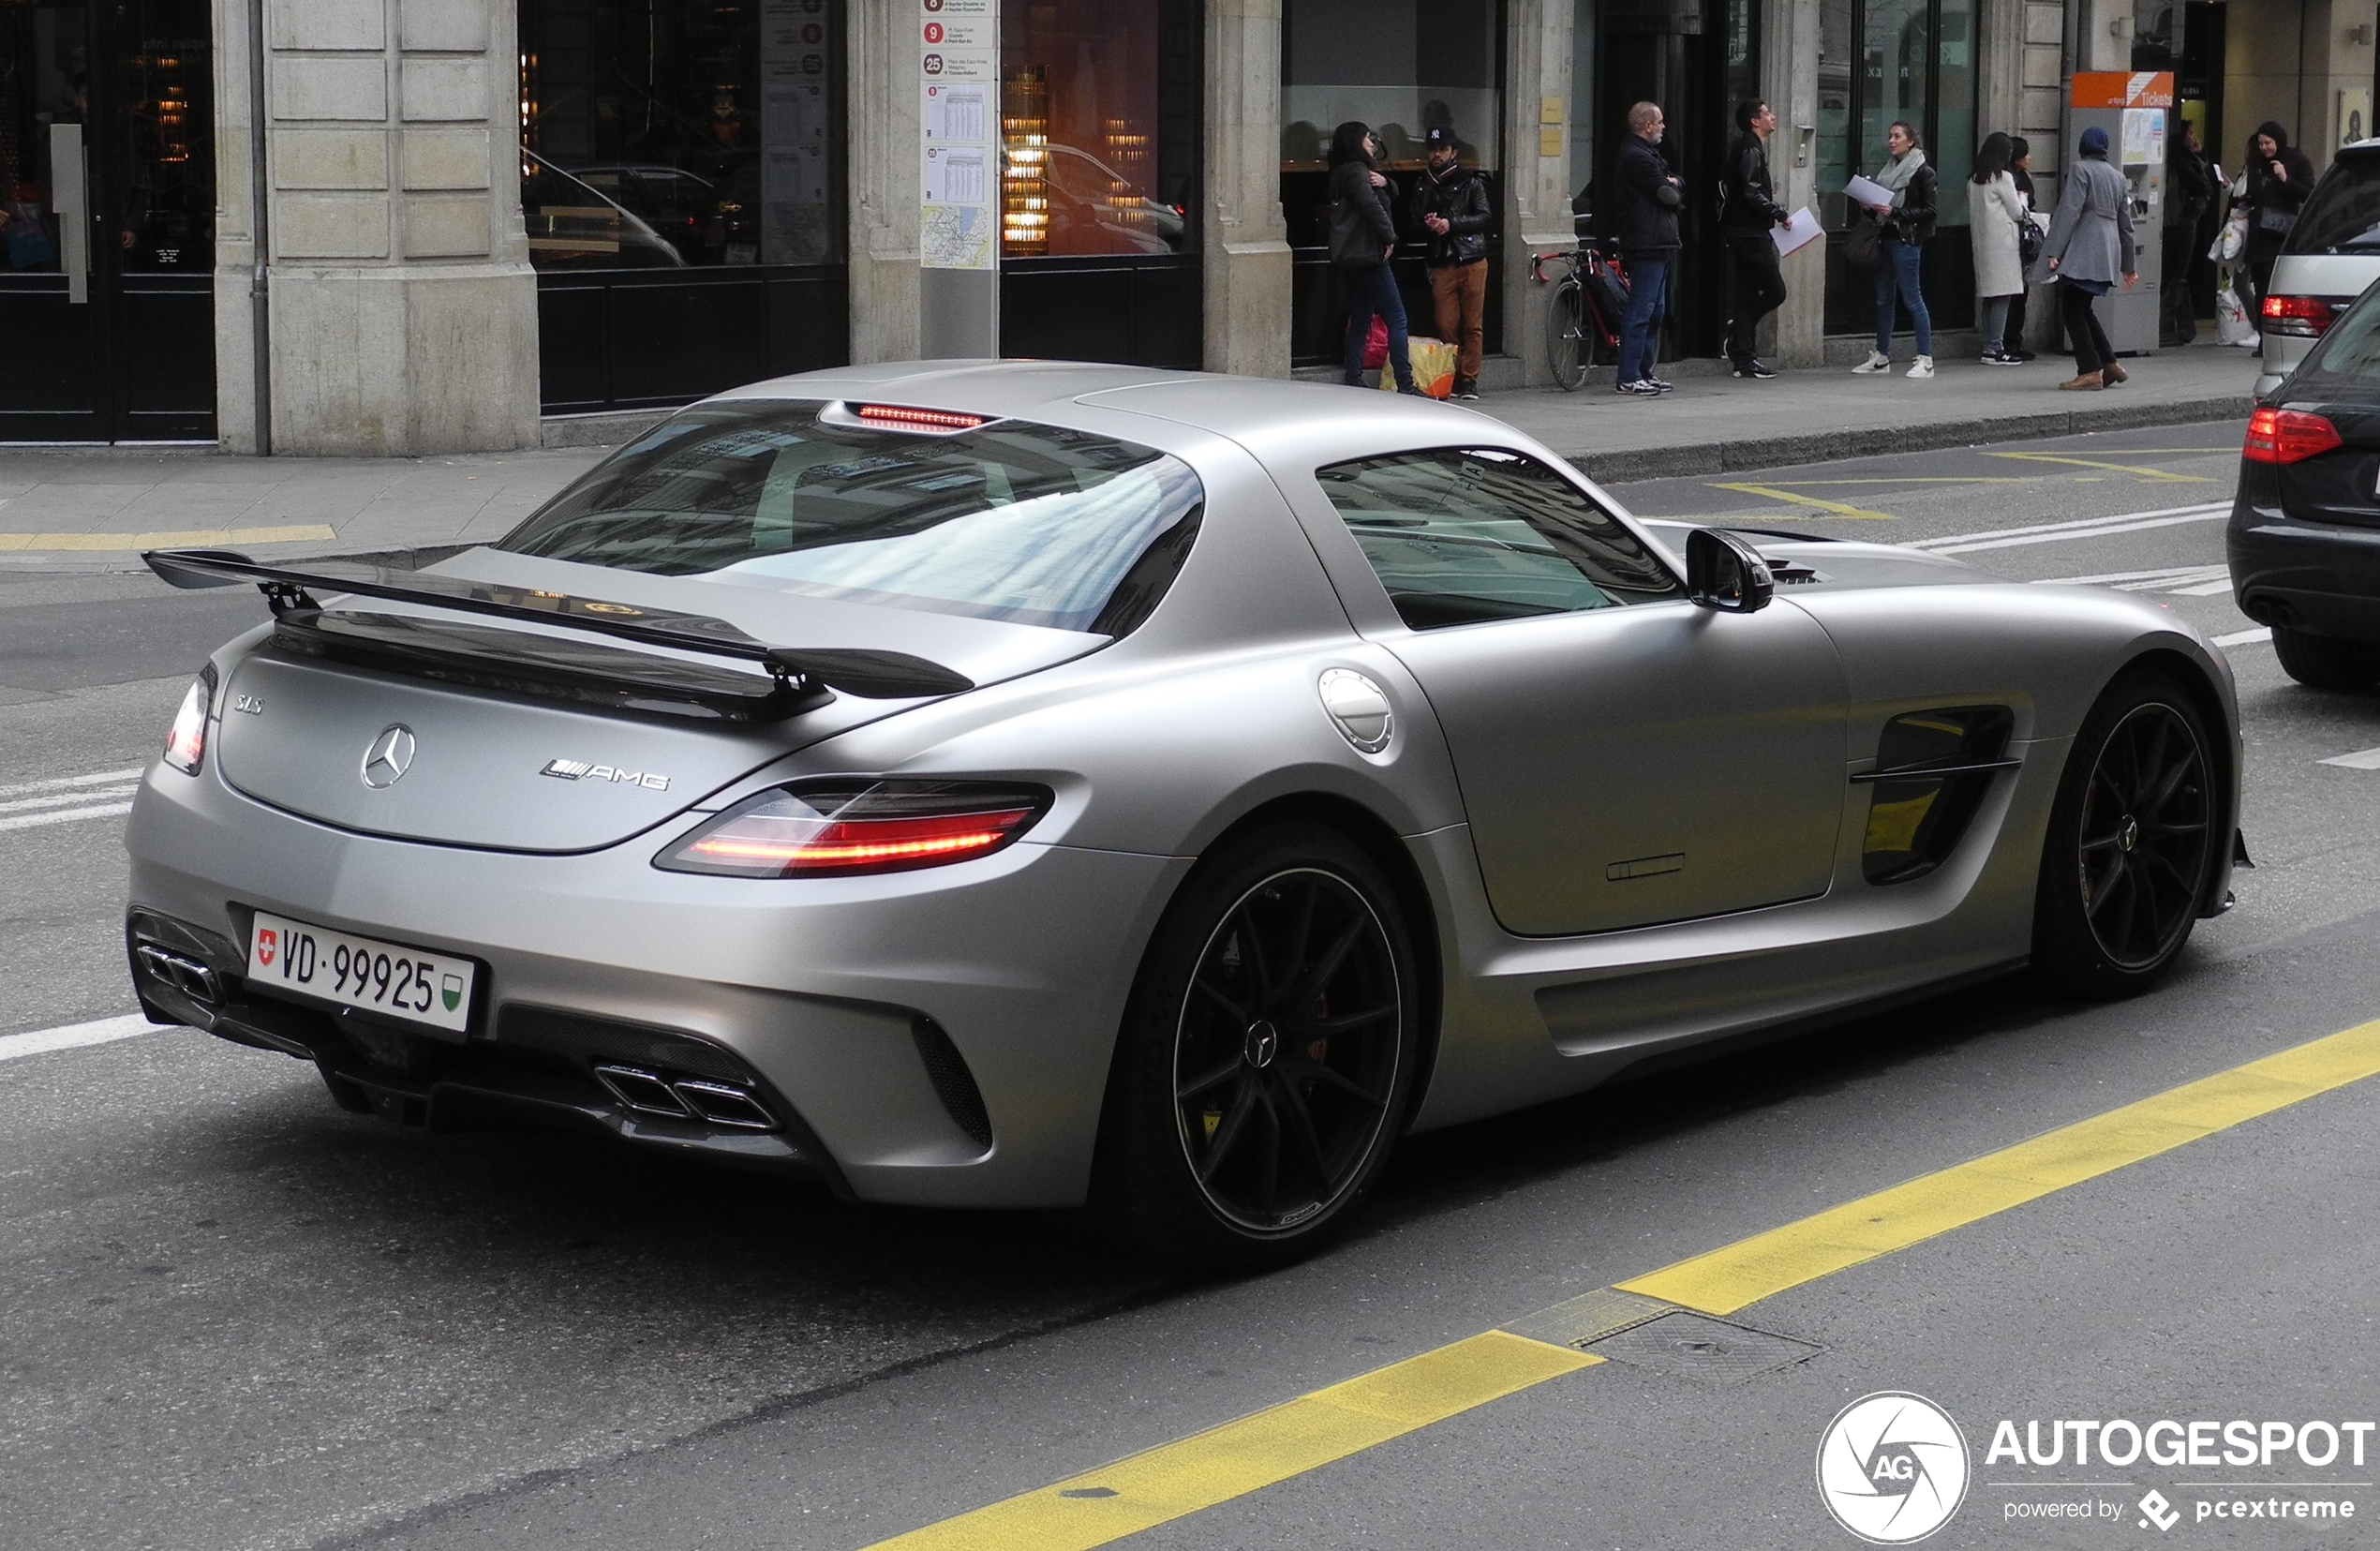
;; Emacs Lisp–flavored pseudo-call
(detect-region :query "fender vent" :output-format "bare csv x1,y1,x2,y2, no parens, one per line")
911,1016,992,1152
1860,706,2016,885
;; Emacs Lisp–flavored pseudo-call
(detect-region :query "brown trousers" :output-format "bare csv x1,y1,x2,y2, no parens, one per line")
1428,259,1488,381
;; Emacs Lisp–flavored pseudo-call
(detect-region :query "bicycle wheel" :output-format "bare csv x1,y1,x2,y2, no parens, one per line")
1545,279,1588,392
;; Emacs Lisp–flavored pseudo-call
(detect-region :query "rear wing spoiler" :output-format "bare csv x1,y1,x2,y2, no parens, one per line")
142,549,974,701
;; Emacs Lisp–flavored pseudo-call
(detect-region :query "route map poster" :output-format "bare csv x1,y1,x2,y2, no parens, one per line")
921,0,997,270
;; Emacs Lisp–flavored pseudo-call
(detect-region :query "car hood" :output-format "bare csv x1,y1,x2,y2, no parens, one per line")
213,547,1106,854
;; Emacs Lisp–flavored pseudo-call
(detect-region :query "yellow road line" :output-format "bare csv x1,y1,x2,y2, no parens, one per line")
1618,1016,2380,1315
1745,476,2027,485
863,1016,2380,1551
1706,482,1897,519
862,1333,1597,1551
0,523,336,553
1984,452,2213,483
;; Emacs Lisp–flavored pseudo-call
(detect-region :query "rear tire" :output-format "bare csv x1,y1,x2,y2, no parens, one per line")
1094,824,1420,1272
2271,624,2380,691
2031,672,2220,998
1546,281,1589,392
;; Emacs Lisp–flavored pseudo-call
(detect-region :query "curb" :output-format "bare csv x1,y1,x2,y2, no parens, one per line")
1543,393,2254,485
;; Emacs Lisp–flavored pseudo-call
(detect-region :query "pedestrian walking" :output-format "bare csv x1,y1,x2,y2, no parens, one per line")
1852,120,1937,379
2004,137,2041,359
1409,123,1491,398
2163,121,2212,344
1718,98,1792,380
2041,124,2137,391
1611,100,1683,396
2234,120,2314,316
1327,120,1421,395
1970,131,2028,365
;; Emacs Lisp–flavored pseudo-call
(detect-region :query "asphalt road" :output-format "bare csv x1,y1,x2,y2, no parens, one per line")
4,422,2376,1551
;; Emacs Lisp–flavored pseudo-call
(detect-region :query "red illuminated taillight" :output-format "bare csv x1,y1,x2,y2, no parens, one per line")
2259,294,2342,337
855,403,989,431
656,781,1050,878
162,668,214,775
2243,406,2344,464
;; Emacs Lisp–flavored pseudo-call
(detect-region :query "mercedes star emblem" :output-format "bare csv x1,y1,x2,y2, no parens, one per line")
360,724,417,789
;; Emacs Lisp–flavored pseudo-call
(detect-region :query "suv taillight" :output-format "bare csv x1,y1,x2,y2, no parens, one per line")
656,781,1051,878
2260,294,2343,336
2243,406,2344,464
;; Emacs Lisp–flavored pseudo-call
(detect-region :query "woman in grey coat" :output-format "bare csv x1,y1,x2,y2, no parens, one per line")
2040,124,2137,390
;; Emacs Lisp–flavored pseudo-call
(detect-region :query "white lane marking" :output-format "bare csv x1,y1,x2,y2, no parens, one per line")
0,800,134,834
2031,564,2228,587
0,766,145,799
1904,501,2230,549
0,1014,164,1064
0,783,139,815
2170,578,2238,596
2318,746,2380,770
2213,626,2273,648
1929,508,2232,556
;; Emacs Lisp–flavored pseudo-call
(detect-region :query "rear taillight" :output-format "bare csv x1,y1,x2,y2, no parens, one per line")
656,781,1051,878
2259,294,2342,336
162,668,214,775
2243,406,2344,464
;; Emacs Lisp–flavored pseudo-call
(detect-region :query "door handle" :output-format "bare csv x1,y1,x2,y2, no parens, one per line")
50,123,89,306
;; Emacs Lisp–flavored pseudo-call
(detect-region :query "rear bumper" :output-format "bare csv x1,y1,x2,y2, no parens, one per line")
2227,496,2380,644
125,758,1185,1208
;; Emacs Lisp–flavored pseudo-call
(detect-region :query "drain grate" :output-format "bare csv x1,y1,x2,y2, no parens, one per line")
1581,1309,1822,1386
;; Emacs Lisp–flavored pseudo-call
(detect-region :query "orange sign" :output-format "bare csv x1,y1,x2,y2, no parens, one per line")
2072,71,2176,109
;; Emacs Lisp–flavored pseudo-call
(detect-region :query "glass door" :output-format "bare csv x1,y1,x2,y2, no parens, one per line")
0,0,213,442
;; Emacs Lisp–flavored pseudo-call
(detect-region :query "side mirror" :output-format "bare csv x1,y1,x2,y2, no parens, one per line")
1686,528,1775,613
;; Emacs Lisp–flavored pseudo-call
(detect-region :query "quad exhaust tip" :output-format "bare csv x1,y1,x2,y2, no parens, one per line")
591,1064,777,1130
135,943,224,1008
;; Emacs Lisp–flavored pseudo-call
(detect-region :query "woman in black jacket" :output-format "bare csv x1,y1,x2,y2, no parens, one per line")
1326,121,1420,393
1852,120,1938,378
2237,120,2316,312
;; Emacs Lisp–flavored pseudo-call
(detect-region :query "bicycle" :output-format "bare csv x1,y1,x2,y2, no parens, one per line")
1533,237,1629,392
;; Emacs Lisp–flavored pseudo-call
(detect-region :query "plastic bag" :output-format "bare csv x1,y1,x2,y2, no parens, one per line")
1378,336,1457,398
1361,315,1389,368
2215,279,2257,347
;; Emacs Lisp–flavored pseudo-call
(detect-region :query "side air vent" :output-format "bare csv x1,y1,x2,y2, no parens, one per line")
911,1016,993,1152
1858,707,2017,885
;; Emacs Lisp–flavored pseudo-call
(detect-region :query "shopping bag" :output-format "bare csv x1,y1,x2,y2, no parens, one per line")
2215,279,2257,347
1361,315,1389,368
1379,336,1457,398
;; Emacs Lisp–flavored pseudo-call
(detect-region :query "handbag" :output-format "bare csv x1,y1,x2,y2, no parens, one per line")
2254,202,2298,238
1841,214,1883,269
2016,216,2043,267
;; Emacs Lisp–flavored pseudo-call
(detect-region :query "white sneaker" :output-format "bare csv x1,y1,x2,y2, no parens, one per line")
1852,350,1891,374
1905,355,1935,380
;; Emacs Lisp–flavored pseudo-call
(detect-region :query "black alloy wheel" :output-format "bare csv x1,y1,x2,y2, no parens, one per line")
2271,624,2380,692
1096,826,1420,1270
2033,674,2219,996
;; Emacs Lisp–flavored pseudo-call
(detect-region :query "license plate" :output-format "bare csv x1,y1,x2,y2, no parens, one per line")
245,910,478,1036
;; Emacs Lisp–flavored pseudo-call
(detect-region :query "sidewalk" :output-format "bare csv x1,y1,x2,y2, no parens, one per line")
0,342,2257,570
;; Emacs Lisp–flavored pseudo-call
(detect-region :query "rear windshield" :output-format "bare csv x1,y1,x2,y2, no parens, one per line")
2300,286,2380,379
498,401,1204,634
2286,154,2380,254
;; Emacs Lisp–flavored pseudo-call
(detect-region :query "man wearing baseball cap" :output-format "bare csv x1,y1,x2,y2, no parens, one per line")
1409,123,1493,398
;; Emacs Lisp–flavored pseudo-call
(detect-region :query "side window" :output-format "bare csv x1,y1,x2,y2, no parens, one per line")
1315,447,1684,630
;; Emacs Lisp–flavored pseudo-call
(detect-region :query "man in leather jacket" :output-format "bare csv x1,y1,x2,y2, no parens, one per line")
1612,101,1683,395
1718,99,1794,378
1410,125,1493,398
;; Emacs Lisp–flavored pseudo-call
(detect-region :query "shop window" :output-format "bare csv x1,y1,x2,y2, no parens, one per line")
518,0,842,272
999,0,1195,258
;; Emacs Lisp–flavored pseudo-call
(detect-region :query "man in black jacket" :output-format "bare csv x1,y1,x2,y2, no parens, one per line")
1611,101,1682,395
1410,125,1493,398
2163,121,2211,345
1719,99,1794,379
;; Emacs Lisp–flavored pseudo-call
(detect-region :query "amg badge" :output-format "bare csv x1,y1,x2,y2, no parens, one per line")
541,758,671,791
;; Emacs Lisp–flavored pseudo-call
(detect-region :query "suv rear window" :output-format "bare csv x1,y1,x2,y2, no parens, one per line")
499,401,1203,634
2286,151,2380,254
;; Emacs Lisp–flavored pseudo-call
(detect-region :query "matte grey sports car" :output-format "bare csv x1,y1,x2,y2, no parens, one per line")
126,362,2244,1266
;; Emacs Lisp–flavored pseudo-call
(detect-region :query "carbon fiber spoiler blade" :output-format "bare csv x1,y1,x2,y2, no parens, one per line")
142,548,975,699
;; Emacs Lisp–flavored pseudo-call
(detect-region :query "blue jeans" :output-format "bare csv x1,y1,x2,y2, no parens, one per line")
1340,264,1415,389
1618,258,1670,383
1874,240,1932,356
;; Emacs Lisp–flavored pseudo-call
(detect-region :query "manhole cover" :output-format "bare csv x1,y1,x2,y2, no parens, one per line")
1581,1309,1822,1386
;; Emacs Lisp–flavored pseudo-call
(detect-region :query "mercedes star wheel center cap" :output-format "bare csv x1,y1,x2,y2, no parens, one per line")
1243,1020,1280,1069
2120,815,2139,853
361,724,417,789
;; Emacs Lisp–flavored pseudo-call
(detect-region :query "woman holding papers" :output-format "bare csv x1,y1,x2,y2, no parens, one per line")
2039,124,2137,391
1850,121,1938,380
1969,133,2030,365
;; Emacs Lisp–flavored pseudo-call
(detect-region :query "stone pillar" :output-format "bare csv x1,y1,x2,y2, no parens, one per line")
212,0,264,453
847,0,922,363
1763,0,1822,367
1202,0,1292,377
216,0,542,455
1503,0,1573,388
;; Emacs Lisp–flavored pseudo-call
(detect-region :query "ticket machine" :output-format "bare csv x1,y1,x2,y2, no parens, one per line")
2065,72,2172,355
